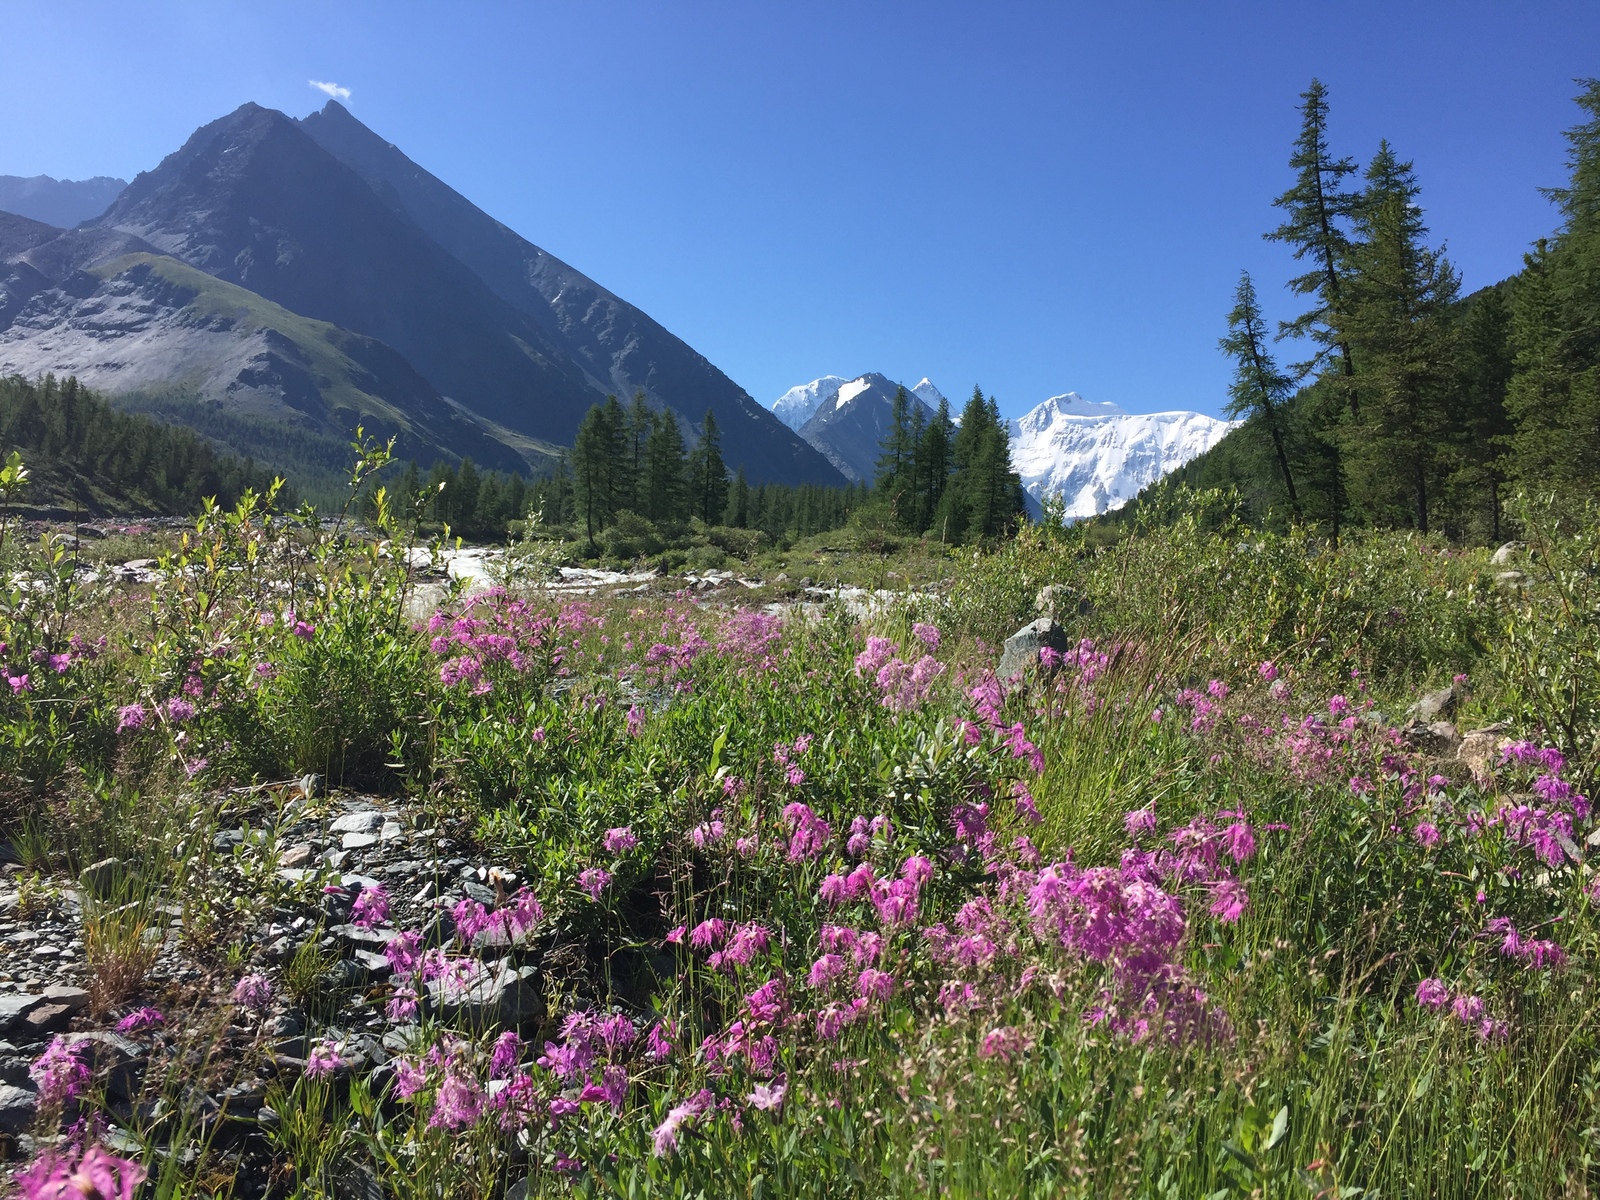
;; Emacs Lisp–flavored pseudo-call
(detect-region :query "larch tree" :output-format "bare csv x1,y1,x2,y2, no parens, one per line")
1220,270,1303,521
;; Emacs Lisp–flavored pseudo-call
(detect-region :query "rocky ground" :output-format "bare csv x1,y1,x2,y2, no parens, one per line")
0,780,564,1190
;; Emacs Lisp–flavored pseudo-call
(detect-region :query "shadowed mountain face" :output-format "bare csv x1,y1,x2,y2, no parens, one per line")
796,373,936,483
0,174,126,228
90,104,600,448
0,229,528,474
297,100,841,486
1,101,843,487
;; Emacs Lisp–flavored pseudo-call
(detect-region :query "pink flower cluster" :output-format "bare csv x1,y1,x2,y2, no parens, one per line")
854,636,945,711
1414,978,1507,1041
427,589,559,695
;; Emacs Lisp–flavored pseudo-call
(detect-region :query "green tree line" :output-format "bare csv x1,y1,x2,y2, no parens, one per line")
392,392,871,547
0,374,285,514
1145,78,1600,541
871,384,1026,542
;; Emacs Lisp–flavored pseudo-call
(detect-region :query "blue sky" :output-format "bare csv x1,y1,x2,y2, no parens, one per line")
3,2,1596,419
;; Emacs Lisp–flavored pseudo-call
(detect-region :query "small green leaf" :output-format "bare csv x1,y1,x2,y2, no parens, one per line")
1266,1104,1289,1149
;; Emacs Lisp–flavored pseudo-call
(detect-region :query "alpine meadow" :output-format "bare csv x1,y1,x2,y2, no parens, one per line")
3,18,1600,1200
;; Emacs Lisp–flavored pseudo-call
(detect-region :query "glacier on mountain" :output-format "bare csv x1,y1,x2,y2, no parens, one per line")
770,375,1234,518
772,376,849,431
1008,392,1235,519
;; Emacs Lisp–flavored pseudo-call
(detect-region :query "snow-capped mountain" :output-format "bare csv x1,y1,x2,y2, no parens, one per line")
772,374,1232,515
796,373,936,483
1009,392,1235,519
910,378,946,410
772,375,850,432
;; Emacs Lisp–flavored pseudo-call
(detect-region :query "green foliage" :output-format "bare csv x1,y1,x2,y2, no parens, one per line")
0,374,285,515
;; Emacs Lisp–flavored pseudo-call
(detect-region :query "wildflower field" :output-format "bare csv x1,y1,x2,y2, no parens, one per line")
3,466,1600,1198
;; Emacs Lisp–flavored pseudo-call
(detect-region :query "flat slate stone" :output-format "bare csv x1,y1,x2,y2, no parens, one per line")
330,813,383,835
0,994,42,1034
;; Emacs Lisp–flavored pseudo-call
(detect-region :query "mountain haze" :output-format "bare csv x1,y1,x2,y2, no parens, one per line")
0,174,126,228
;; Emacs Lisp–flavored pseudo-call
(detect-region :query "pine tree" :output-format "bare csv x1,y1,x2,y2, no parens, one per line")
919,397,953,537
687,409,730,524
1448,287,1515,539
1266,79,1363,397
644,409,687,525
1220,271,1303,520
572,405,615,546
1506,80,1600,498
874,386,914,526
624,391,652,513
1338,141,1461,532
726,466,750,527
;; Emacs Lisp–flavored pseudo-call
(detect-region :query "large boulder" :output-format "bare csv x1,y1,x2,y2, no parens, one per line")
998,619,1070,681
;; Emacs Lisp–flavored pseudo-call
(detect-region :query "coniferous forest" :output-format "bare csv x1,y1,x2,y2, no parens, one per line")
1133,78,1600,541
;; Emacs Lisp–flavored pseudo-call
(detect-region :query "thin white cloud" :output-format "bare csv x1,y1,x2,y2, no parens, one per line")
309,80,351,100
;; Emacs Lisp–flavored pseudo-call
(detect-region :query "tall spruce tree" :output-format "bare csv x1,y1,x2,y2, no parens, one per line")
572,404,618,546
1339,141,1461,532
1266,79,1363,398
1221,271,1302,520
687,409,730,525
1506,80,1600,498
874,386,914,525
919,397,954,537
624,391,652,513
644,408,688,524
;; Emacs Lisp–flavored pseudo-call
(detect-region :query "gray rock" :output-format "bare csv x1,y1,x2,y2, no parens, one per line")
42,985,88,1015
426,956,541,1027
1407,685,1457,723
328,923,394,951
1459,724,1511,784
0,1083,37,1133
342,832,379,850
0,994,42,1034
23,1002,74,1034
1404,721,1461,757
278,843,313,869
998,618,1070,681
330,812,383,835
79,856,125,899
352,950,393,982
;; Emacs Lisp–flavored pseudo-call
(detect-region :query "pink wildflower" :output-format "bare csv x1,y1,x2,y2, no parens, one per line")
577,868,612,900
29,1037,90,1106
749,1077,787,1111
304,1040,343,1079
1413,822,1440,848
604,826,639,854
14,1145,146,1200
114,1007,164,1034
231,973,273,1011
351,884,390,929
115,703,146,733
1414,978,1450,1009
1124,807,1158,838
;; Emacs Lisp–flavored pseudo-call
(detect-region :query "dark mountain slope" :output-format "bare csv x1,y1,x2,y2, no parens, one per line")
0,230,531,476
298,100,842,486
91,103,600,446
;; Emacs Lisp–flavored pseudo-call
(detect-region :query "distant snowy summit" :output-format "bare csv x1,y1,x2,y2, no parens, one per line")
771,375,1234,516
1008,392,1235,520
